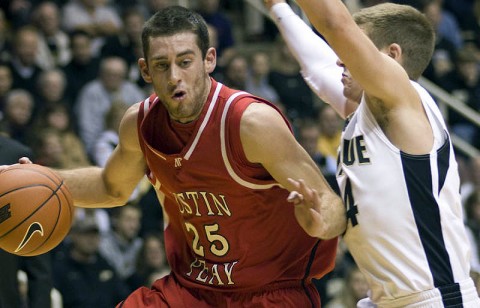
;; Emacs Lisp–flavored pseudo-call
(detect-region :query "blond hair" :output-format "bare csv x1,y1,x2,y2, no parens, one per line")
353,3,435,80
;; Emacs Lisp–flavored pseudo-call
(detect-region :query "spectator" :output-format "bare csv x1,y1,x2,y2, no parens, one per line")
99,204,143,281
0,62,13,112
0,8,9,63
445,47,480,145
29,128,65,168
62,30,100,105
32,103,91,168
0,89,35,144
138,0,174,20
127,232,169,290
100,8,145,89
444,0,480,45
427,0,463,49
297,118,338,193
74,207,111,235
53,217,129,308
317,104,343,161
245,50,280,105
106,0,144,15
92,100,128,167
136,186,164,238
34,68,72,120
74,56,144,155
269,35,316,124
418,0,460,88
396,0,463,49
243,0,276,43
62,0,122,56
196,0,234,58
220,53,248,91
8,26,43,95
207,24,236,82
0,0,33,30
32,1,71,70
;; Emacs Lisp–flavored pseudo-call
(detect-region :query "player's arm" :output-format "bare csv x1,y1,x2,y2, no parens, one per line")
57,103,147,208
240,103,346,239
266,0,358,118
294,0,416,110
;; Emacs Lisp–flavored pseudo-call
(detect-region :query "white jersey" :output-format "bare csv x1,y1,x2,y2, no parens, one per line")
337,81,476,306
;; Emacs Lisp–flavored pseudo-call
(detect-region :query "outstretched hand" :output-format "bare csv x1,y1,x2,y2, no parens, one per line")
0,157,33,173
287,178,325,238
263,0,286,10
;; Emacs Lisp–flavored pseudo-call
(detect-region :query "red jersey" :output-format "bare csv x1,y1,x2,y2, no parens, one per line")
137,78,337,292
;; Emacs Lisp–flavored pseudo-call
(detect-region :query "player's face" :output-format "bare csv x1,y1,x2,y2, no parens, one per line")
336,58,363,103
139,32,216,123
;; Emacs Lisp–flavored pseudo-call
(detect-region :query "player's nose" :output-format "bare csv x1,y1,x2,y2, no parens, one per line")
336,58,345,68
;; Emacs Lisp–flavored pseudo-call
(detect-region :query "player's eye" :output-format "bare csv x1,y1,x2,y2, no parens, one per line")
156,63,169,70
180,59,192,67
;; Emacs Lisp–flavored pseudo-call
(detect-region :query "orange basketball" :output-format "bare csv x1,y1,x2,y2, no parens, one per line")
0,164,74,256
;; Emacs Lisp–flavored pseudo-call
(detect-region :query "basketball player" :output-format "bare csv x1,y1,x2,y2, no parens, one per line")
265,0,480,306
1,5,346,307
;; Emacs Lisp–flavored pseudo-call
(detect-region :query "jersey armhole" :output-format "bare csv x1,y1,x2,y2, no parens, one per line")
225,98,260,170
225,97,288,182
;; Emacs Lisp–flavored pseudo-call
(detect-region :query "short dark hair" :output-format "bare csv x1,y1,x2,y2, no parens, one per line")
142,5,210,61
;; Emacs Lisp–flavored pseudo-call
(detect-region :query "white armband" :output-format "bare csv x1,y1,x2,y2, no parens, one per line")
270,3,349,118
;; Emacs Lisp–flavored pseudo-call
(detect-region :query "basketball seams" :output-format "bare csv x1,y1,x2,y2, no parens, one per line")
0,185,59,240
22,182,74,256
0,184,56,198
22,188,64,256
0,164,74,256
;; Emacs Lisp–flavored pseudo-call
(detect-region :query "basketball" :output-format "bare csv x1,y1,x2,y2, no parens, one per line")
0,163,74,256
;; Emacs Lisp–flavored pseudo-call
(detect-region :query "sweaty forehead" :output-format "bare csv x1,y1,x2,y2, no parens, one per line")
147,32,200,59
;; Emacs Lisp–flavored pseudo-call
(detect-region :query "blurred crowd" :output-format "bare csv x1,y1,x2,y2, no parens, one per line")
0,0,480,307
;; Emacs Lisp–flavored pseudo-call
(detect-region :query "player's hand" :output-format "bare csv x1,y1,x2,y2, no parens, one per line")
0,157,33,173
264,0,286,11
287,178,325,238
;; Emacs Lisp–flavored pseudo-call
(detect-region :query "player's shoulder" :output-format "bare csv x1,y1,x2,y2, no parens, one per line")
241,101,282,124
240,101,291,140
127,101,142,115
123,102,141,120
117,102,142,134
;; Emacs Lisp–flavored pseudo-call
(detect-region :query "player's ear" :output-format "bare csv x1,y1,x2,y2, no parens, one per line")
387,43,402,61
204,47,217,74
139,58,152,83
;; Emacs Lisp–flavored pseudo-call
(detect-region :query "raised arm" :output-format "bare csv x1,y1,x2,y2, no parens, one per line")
294,0,415,109
57,103,147,208
266,0,358,118
240,103,346,239
294,0,437,154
